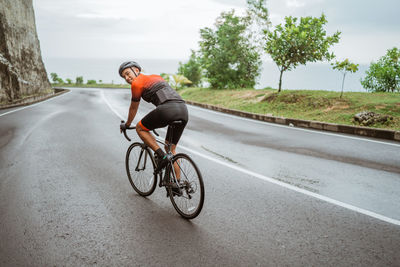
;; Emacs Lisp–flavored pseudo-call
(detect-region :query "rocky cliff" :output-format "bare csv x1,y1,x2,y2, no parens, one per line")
0,0,51,103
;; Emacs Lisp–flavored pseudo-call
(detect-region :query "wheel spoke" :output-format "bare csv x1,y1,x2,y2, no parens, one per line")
169,154,204,219
126,143,157,196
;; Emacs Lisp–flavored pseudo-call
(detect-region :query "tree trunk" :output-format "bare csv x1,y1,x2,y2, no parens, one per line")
278,70,284,93
340,72,346,98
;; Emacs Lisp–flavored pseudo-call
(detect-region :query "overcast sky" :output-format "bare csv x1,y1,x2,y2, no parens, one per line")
33,0,400,64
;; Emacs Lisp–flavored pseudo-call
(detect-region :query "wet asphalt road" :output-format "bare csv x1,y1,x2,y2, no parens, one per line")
0,87,399,266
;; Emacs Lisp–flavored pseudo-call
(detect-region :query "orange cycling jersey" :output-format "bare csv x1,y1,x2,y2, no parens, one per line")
131,73,183,106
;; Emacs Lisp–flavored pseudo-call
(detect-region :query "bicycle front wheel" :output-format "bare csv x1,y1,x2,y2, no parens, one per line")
169,153,204,219
125,142,157,196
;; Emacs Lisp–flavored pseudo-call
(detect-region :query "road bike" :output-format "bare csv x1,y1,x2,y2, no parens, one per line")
121,120,204,219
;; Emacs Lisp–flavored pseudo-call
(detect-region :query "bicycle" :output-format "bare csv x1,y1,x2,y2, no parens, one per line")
121,120,204,219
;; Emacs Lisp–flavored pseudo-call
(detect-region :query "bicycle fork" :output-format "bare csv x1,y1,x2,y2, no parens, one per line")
135,147,148,171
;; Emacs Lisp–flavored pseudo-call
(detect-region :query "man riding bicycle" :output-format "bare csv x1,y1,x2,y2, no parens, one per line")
119,61,188,173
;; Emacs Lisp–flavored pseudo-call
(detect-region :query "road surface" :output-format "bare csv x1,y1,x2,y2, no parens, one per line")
1,87,399,266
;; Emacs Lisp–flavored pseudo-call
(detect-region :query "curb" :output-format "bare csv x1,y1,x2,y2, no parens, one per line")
185,100,400,142
0,88,69,110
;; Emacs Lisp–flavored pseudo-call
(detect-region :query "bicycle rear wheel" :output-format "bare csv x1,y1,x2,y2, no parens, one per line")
168,153,204,219
125,142,157,196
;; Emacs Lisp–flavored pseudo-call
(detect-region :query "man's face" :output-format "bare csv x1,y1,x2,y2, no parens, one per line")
122,68,137,84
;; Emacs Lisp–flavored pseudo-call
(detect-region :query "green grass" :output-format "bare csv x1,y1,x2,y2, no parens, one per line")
179,87,400,130
53,83,130,89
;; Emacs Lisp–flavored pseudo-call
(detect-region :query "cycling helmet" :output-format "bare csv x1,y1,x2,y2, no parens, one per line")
119,61,142,77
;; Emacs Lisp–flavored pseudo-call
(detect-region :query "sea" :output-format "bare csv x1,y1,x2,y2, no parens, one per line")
43,57,370,92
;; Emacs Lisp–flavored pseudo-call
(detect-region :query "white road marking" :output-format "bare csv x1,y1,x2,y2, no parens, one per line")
182,146,400,226
188,104,400,148
101,90,124,119
101,89,400,226
0,90,70,117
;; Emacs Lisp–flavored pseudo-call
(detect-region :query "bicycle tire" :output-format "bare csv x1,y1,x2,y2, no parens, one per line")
168,153,204,219
125,142,157,196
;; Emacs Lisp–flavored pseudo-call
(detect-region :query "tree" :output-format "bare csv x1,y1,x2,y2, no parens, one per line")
361,47,400,92
66,78,72,84
178,50,202,87
199,10,262,89
75,76,83,85
266,14,341,92
87,79,97,85
50,72,59,83
246,0,269,28
160,73,171,83
246,0,270,48
170,74,192,90
332,59,359,98
50,73,64,84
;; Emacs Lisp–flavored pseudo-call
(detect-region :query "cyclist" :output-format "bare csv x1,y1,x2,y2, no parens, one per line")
119,61,188,175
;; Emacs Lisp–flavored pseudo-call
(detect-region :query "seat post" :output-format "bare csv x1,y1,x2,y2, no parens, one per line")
166,120,182,153
166,125,174,153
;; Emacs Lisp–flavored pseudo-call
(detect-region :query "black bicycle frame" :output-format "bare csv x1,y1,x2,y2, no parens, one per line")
135,144,148,172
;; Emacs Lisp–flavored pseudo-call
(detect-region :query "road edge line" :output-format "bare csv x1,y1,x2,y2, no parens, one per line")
180,145,400,226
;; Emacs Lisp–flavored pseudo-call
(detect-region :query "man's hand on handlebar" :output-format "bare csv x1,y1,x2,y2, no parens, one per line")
120,120,159,142
120,121,128,133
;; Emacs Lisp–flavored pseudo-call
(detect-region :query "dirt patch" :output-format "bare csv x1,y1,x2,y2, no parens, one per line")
279,93,303,104
265,93,278,102
324,102,350,112
256,94,268,102
245,92,275,103
375,105,387,110
232,91,261,99
324,106,334,112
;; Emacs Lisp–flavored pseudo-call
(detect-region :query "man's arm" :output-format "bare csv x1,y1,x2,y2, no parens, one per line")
126,100,140,127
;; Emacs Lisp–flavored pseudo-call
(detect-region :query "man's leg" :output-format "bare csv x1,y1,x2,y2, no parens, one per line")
165,142,180,181
137,122,172,176
165,119,187,182
136,122,160,152
136,106,168,155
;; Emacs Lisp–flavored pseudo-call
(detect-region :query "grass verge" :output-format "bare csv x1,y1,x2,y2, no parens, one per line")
179,87,400,131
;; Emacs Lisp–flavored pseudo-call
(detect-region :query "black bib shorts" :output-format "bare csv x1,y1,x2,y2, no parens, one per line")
140,100,188,145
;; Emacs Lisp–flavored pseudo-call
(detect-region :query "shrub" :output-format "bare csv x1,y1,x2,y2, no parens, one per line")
361,47,400,92
75,76,83,85
87,80,97,85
